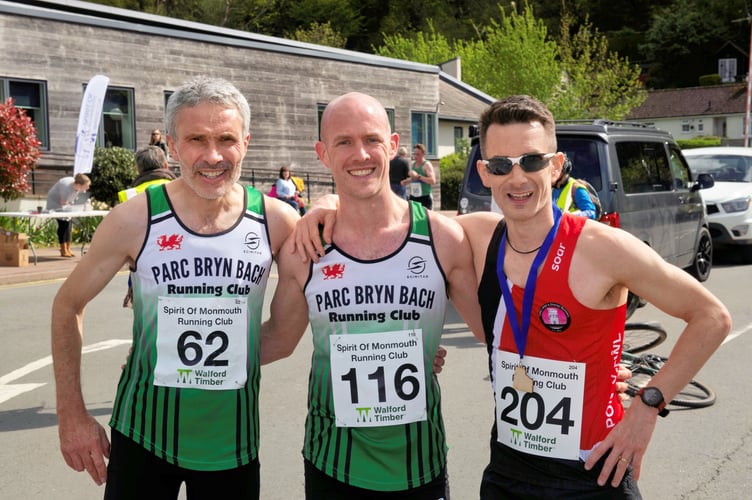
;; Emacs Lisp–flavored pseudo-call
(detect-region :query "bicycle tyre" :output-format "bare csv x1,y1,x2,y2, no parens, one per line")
622,354,716,409
623,322,667,353
669,379,716,408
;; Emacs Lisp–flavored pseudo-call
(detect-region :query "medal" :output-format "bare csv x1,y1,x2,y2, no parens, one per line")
513,364,534,393
497,207,563,393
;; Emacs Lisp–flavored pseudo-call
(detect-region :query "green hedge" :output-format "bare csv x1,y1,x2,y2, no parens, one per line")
439,151,468,211
678,136,723,149
89,147,137,207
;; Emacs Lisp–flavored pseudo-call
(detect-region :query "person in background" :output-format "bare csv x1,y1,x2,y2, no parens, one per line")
389,145,410,199
50,76,299,499
408,143,436,209
118,145,178,307
117,146,177,203
46,173,91,257
149,128,168,156
275,165,306,215
552,157,598,220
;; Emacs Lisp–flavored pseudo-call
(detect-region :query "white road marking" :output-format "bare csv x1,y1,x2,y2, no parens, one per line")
722,320,750,345
0,339,131,404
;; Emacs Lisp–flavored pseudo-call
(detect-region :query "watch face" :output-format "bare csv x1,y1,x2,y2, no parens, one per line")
641,387,663,406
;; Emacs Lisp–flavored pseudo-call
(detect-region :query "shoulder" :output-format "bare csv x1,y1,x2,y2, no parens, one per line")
263,194,299,252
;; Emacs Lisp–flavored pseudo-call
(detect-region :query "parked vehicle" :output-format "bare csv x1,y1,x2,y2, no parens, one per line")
458,120,716,288
682,147,752,260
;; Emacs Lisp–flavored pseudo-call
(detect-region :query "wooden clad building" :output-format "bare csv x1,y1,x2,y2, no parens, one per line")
0,0,493,207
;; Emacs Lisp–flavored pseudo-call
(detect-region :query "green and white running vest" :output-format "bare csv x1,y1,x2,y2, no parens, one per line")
304,201,449,491
110,184,272,471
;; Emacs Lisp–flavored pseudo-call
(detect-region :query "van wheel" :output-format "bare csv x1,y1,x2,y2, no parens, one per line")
686,227,712,282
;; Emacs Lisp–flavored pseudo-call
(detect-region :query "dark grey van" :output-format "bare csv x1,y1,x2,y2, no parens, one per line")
458,120,715,283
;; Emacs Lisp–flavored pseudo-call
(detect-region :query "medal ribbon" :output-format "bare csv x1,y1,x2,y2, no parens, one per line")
496,207,562,358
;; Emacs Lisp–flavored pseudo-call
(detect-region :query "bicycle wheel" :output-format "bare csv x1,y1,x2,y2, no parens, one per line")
669,379,716,408
623,323,667,353
622,354,716,409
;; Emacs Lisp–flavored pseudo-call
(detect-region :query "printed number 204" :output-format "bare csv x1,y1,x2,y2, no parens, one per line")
499,386,575,435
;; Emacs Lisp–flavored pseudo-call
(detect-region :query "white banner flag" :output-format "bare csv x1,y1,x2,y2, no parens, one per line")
74,75,109,175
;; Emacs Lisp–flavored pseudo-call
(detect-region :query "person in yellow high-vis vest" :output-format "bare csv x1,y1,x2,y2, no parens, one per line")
118,145,177,307
117,146,177,203
552,157,599,220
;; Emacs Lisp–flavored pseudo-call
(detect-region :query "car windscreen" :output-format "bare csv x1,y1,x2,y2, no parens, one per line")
685,155,752,182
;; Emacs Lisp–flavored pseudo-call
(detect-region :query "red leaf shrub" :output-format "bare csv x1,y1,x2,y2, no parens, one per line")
0,98,41,200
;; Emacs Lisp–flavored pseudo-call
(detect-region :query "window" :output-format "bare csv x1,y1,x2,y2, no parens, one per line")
454,126,463,152
411,112,436,156
617,142,673,194
668,146,691,189
0,78,49,150
86,85,135,149
681,121,691,133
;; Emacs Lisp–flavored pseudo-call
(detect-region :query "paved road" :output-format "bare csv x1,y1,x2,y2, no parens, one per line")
0,259,750,499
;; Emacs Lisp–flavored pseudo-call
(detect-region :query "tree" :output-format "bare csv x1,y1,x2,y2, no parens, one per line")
0,98,41,201
641,0,742,88
89,147,137,207
459,3,560,102
552,13,646,119
375,4,560,102
374,20,454,64
288,21,347,48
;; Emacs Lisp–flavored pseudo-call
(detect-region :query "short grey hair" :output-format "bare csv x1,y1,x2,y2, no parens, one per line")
135,146,167,175
165,76,251,139
397,146,408,157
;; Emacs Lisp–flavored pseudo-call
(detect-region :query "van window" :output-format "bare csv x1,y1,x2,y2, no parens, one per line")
557,138,603,191
668,146,691,189
616,142,673,193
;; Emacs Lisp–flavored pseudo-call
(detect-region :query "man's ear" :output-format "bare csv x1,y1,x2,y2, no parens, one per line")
551,152,565,181
390,132,399,160
477,159,492,188
315,141,330,169
166,135,179,161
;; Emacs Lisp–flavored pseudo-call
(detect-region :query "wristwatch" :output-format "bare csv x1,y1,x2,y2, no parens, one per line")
636,387,669,417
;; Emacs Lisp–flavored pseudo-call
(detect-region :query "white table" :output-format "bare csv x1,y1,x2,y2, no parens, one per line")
1,210,109,264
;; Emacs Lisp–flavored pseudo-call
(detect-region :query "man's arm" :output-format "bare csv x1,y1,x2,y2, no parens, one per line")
430,212,485,343
582,223,731,486
51,200,145,485
260,236,311,364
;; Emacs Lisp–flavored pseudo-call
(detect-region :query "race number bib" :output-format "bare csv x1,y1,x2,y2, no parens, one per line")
330,330,426,427
495,351,585,459
154,296,248,390
410,182,423,198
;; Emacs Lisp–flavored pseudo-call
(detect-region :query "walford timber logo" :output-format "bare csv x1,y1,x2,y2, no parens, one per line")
175,368,227,387
354,405,407,423
508,428,558,453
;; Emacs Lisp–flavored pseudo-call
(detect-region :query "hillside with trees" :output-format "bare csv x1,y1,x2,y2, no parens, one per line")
86,0,750,110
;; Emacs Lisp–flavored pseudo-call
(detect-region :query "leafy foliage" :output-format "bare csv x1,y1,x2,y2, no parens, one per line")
288,20,347,48
551,13,646,120
89,147,137,207
678,136,723,149
439,150,468,211
0,98,41,201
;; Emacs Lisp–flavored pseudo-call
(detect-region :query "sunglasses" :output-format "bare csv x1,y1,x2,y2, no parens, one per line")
482,153,555,175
